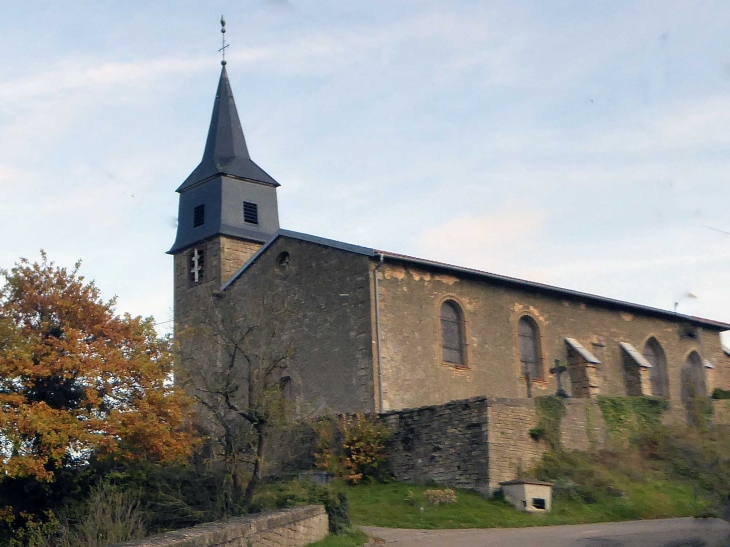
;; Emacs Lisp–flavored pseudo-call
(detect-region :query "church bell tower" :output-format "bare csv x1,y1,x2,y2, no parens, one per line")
168,59,280,325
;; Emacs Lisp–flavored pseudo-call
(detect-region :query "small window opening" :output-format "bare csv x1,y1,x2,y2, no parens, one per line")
277,251,291,271
280,376,293,401
193,204,205,227
243,201,259,224
532,498,546,510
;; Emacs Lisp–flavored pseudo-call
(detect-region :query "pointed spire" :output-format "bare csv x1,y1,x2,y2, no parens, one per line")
177,66,279,191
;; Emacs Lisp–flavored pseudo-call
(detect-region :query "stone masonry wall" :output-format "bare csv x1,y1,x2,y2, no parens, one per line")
375,259,729,412
174,235,263,327
173,235,264,397
381,397,490,493
112,505,327,547
175,235,376,416
225,237,376,414
485,399,545,492
382,397,608,494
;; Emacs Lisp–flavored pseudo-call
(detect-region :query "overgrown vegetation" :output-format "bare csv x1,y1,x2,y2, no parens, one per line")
423,488,457,506
596,396,669,447
343,395,730,531
48,485,146,547
529,396,566,449
254,479,351,534
314,414,391,484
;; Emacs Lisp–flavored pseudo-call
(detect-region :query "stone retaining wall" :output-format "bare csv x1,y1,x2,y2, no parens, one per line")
382,396,609,493
112,505,328,547
381,397,490,492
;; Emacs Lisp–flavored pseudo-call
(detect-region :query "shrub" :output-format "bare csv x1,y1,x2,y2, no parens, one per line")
253,480,350,534
423,489,457,506
48,485,146,547
6,516,58,547
528,425,547,442
314,415,391,484
711,388,730,400
321,491,351,534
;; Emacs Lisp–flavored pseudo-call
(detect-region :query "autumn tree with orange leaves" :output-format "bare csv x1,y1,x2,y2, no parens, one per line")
0,252,194,485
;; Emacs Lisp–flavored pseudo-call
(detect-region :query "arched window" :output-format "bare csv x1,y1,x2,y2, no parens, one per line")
518,316,543,380
643,338,668,397
280,376,294,401
681,351,707,403
440,300,465,366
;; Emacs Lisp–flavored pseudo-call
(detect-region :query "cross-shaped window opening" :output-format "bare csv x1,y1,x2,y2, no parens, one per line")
189,248,205,284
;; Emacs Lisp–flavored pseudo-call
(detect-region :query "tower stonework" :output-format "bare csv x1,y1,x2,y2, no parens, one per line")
169,65,280,331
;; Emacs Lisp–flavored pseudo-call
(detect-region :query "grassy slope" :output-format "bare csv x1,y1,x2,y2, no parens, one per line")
346,482,698,529
345,424,730,529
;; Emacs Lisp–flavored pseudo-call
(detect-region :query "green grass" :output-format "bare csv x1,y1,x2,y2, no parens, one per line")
294,424,730,533
347,434,716,529
306,528,369,547
343,425,730,530
345,482,663,529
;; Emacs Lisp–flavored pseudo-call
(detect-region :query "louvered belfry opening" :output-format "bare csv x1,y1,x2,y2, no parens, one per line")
243,201,259,224
441,300,465,366
518,316,542,380
193,204,205,227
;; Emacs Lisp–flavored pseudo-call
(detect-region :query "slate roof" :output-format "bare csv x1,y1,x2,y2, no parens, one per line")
221,230,730,332
177,66,278,192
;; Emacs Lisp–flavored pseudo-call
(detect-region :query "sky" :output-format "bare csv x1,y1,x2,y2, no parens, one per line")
1,1,729,344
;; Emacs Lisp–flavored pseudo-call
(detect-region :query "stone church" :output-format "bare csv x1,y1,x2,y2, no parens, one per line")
170,64,730,418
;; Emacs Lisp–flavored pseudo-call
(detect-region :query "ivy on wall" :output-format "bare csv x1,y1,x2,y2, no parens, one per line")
529,397,566,450
596,397,669,446
585,404,597,450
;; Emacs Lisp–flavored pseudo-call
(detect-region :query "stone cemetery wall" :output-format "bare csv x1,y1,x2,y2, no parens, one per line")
112,505,328,547
382,396,609,493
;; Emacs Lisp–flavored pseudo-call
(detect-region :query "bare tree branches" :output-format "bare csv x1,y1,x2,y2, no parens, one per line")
177,287,296,511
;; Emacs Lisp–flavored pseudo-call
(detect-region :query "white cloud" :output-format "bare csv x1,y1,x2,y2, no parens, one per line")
418,209,548,273
0,56,210,105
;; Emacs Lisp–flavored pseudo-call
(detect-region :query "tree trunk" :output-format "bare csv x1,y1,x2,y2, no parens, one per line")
242,421,265,510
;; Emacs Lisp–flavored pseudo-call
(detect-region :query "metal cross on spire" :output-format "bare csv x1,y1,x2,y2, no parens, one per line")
219,15,229,66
